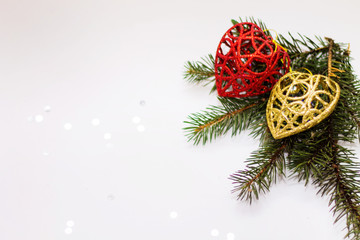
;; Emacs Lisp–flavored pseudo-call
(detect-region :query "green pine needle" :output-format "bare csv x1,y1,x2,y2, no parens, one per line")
184,54,215,87
183,17,360,239
184,96,266,145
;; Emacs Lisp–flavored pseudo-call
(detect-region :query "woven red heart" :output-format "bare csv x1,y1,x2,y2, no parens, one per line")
214,22,290,98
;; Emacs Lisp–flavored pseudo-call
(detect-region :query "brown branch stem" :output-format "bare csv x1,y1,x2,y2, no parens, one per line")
245,143,286,188
326,37,335,77
332,162,360,221
195,100,264,132
186,69,214,77
328,117,360,223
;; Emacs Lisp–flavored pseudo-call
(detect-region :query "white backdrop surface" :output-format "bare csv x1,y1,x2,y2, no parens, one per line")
1,0,360,239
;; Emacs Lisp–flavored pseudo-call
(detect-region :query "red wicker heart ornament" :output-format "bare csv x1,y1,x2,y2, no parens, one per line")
214,22,291,98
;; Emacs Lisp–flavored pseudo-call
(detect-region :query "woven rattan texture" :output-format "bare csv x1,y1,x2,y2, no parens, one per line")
214,22,290,98
266,71,341,139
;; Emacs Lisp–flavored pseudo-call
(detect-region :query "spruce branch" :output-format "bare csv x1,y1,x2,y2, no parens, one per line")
287,129,329,185
313,118,360,240
194,102,259,132
183,17,360,239
324,49,360,236
184,54,215,85
184,97,266,145
230,140,287,203
329,45,360,141
287,37,360,239
288,113,360,239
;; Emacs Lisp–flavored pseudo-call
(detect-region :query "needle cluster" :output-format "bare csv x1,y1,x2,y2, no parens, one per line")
184,18,360,239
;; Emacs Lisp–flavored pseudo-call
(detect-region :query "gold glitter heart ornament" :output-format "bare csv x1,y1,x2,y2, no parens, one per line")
266,71,341,139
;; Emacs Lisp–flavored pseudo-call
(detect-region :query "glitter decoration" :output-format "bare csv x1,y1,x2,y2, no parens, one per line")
267,71,340,139
92,118,100,126
169,211,178,219
132,116,141,124
104,133,112,140
35,115,44,123
227,232,235,240
211,229,219,237
44,106,51,112
66,220,75,227
215,22,290,98
64,228,73,234
64,123,72,130
137,125,145,132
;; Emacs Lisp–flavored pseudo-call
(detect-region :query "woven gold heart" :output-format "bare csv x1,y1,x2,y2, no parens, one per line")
266,71,341,139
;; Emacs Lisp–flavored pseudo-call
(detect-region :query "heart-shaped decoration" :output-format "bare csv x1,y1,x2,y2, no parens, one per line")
266,71,341,139
214,22,290,98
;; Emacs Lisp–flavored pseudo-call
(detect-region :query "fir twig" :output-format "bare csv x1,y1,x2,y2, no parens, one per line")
230,140,287,203
287,37,360,239
184,17,360,239
184,97,266,145
195,102,259,132
314,119,360,239
184,54,215,85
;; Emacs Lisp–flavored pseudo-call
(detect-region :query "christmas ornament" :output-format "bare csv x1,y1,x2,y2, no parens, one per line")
266,71,341,139
184,18,360,239
214,22,290,98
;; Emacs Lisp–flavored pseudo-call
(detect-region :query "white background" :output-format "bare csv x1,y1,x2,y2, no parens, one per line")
0,0,360,239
